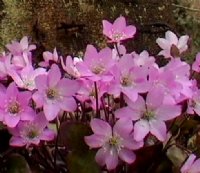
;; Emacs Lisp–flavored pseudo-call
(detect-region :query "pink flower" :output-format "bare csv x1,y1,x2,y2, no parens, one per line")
161,58,193,103
156,31,189,59
112,44,127,60
32,64,80,120
0,52,9,80
76,45,115,81
9,112,55,147
181,154,200,173
6,36,36,69
0,83,34,128
187,90,200,115
61,55,82,78
7,65,47,90
108,54,149,102
85,118,143,170
6,36,36,56
102,16,136,43
39,48,59,67
192,53,200,72
132,50,156,68
115,89,181,142
76,79,107,110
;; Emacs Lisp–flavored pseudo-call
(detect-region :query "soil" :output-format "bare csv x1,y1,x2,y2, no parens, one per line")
0,0,176,59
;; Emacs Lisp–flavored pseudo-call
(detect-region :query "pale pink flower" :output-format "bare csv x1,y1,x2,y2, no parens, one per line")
76,79,107,110
6,36,36,56
61,55,82,78
39,48,59,67
181,154,200,173
102,16,136,43
9,112,55,147
7,65,46,90
192,53,200,72
0,83,34,128
0,52,9,80
85,118,143,170
163,58,193,102
156,31,189,59
112,44,127,61
6,36,36,69
115,89,181,142
76,45,115,81
187,90,200,115
32,64,80,120
132,50,156,68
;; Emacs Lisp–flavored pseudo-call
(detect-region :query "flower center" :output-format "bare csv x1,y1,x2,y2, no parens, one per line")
46,88,57,99
112,32,124,41
121,76,132,86
8,102,20,114
143,110,155,120
92,65,105,74
27,130,39,139
108,134,123,152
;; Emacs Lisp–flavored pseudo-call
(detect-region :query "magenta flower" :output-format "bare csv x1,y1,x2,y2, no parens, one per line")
102,16,136,43
85,118,143,170
7,65,47,90
115,89,181,142
39,48,59,67
9,112,55,147
181,154,200,173
0,83,34,128
32,64,80,121
192,52,200,72
76,45,115,81
156,31,189,59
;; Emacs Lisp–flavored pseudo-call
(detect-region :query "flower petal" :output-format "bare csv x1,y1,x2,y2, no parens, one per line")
90,118,112,136
4,114,20,128
48,64,61,87
84,134,106,148
95,148,107,166
113,16,126,32
118,148,136,164
43,104,60,121
133,119,149,141
57,78,80,97
149,119,167,141
9,136,26,147
165,31,178,45
181,154,196,173
105,147,118,170
115,107,141,120
59,97,77,112
156,105,181,121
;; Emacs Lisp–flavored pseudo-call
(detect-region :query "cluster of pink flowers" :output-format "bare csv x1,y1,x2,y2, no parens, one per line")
1,16,200,172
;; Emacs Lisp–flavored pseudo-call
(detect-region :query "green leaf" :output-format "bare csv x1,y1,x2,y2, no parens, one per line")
58,122,92,153
6,154,31,173
59,122,100,173
67,151,100,173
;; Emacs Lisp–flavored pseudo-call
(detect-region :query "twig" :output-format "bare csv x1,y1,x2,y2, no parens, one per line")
172,3,200,12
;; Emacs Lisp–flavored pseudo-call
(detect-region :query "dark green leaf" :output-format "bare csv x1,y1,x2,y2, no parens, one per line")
6,154,31,173
67,151,100,173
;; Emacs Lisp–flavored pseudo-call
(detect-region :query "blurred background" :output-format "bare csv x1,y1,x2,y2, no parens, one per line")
0,0,199,62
